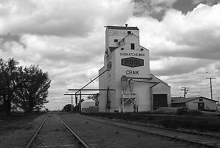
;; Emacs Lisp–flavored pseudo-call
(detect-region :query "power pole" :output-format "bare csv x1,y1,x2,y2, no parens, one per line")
181,87,189,98
206,77,215,100
218,97,219,106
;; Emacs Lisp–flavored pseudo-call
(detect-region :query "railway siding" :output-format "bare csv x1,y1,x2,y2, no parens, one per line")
2,112,220,148
29,113,79,148
59,113,202,148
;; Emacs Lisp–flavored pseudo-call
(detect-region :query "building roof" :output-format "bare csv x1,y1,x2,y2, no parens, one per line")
83,99,95,103
171,96,217,104
119,33,139,43
109,47,118,52
150,74,170,87
106,26,139,30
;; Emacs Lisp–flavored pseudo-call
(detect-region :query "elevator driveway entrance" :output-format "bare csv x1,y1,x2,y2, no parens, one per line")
153,94,168,109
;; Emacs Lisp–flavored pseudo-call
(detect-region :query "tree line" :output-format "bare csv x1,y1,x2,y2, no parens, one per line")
0,58,51,116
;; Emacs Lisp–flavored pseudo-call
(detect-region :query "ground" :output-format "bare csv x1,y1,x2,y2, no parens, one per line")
0,110,220,148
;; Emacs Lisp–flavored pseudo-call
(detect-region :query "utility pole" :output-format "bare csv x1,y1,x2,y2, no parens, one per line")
206,77,215,100
71,95,73,112
181,87,189,98
218,97,219,106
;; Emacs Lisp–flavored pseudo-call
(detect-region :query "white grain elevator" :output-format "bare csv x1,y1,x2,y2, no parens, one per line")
98,25,171,112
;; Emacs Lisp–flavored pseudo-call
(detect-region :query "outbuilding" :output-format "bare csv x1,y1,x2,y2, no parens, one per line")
81,99,96,113
171,96,217,111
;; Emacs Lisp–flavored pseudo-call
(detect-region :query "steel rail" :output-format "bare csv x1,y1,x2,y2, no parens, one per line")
58,117,90,148
25,115,48,148
79,115,220,148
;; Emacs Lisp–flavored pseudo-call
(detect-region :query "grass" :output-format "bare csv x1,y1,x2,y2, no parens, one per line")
82,112,220,133
0,112,45,132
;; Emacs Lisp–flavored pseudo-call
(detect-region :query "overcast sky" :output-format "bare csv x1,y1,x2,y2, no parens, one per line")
1,0,220,110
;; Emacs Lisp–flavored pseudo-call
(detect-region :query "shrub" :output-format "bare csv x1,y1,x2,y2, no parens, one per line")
177,108,188,115
148,117,154,121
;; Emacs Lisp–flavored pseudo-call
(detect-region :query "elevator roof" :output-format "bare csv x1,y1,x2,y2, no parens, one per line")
106,26,139,30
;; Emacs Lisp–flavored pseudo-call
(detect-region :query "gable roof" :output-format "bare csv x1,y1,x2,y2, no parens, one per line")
119,33,139,42
171,96,217,104
106,26,139,30
150,74,170,87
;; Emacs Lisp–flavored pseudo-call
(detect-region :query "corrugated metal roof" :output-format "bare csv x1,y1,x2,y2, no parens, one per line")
106,26,139,30
172,97,217,104
172,98,197,103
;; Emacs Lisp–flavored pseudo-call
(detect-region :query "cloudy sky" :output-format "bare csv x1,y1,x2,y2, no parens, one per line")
0,0,220,110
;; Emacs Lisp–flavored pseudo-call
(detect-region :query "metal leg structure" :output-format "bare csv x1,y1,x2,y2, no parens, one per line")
121,94,137,112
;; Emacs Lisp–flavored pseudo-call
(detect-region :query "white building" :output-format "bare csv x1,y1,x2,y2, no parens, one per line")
81,99,96,113
171,97,217,110
98,25,171,112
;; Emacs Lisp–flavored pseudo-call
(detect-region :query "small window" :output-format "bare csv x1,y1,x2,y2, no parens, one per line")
121,48,124,50
131,43,135,49
127,31,131,34
199,99,203,101
114,39,118,42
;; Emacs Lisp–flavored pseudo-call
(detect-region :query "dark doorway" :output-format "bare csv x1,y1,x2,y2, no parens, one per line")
198,102,204,110
153,94,168,109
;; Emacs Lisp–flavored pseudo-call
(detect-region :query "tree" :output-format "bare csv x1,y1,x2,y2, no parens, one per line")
0,58,51,115
0,58,23,116
88,93,100,106
17,65,51,113
62,104,74,112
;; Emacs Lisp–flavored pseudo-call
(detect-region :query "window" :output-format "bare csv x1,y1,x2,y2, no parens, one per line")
131,43,135,49
114,39,118,42
127,31,131,34
199,99,203,101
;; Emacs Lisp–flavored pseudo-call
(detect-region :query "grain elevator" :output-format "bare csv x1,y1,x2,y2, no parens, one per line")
98,25,171,112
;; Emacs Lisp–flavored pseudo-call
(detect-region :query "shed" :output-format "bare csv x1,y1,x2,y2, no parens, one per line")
81,99,95,112
171,97,217,111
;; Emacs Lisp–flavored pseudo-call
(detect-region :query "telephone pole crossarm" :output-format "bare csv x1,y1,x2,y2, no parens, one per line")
181,87,189,98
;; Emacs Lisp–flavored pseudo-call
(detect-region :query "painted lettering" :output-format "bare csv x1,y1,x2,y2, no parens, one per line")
121,57,144,68
120,53,145,56
126,70,139,75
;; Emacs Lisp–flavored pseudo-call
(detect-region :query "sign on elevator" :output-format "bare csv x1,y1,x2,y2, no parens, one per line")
121,57,144,68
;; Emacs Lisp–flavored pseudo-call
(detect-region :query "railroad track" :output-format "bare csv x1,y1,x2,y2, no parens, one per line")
25,113,90,148
79,114,220,148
